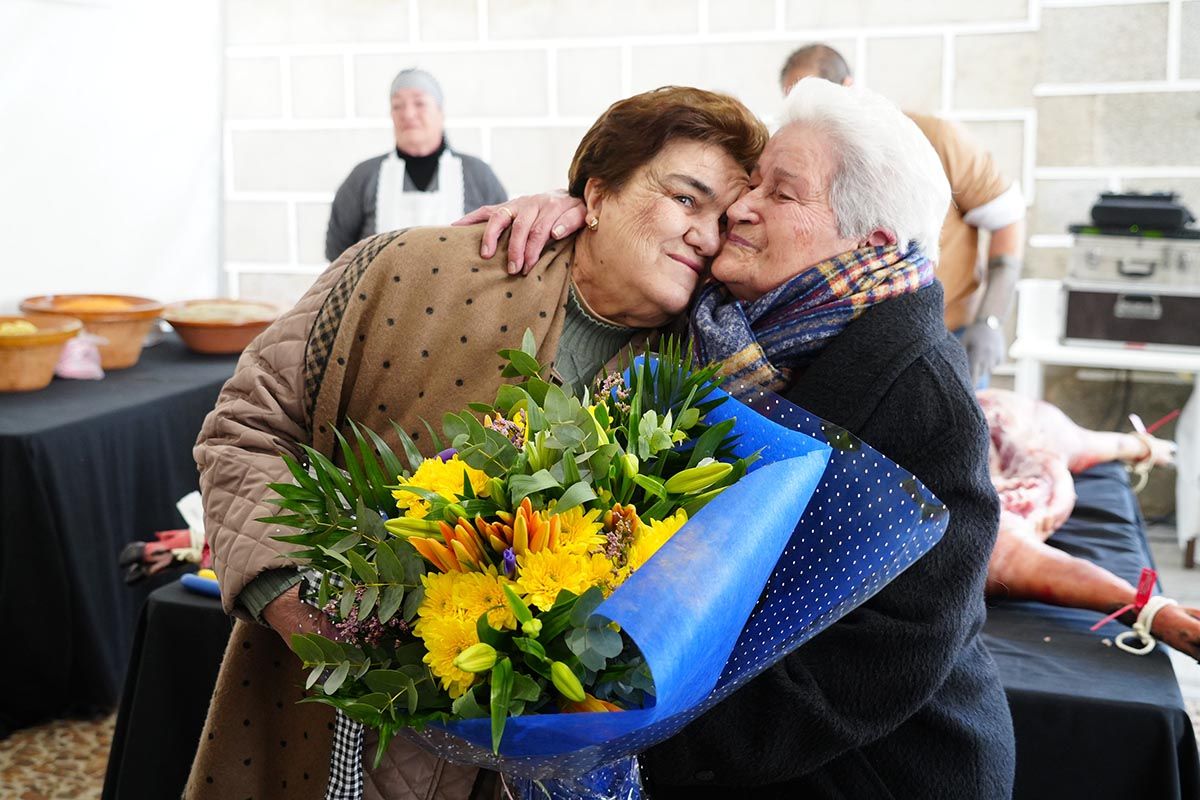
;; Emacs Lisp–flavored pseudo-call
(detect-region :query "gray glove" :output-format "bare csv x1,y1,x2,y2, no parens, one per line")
959,319,1006,387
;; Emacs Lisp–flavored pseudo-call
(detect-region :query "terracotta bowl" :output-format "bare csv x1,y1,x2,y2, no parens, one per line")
163,299,279,355
20,294,163,370
0,314,82,392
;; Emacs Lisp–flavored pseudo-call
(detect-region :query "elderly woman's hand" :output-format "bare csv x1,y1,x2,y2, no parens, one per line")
261,583,340,645
453,191,586,275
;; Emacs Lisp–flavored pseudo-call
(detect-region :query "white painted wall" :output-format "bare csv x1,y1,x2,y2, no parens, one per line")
0,0,222,312
222,0,1200,310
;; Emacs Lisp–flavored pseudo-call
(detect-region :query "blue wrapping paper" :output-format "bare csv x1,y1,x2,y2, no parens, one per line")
418,381,949,782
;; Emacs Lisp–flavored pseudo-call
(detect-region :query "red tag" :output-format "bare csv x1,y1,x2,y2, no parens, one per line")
1134,567,1157,611
1090,567,1157,631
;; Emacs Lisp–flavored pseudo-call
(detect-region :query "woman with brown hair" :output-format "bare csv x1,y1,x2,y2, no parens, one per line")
187,86,767,800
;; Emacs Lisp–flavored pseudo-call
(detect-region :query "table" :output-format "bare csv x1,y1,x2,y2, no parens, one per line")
983,461,1200,800
101,581,232,800
0,335,236,736
1009,278,1199,566
107,463,1200,799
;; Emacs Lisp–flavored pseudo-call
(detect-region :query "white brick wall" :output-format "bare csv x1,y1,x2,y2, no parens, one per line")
222,0,1200,299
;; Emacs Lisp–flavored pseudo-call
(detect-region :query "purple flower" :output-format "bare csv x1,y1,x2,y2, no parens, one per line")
436,447,458,462
502,547,517,577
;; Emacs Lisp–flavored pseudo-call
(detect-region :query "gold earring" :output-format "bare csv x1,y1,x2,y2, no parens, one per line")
587,216,599,231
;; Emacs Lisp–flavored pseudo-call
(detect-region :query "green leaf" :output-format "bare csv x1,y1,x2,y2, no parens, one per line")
392,641,426,667
317,572,332,607
632,473,667,499
520,328,537,357
317,545,353,571
349,422,393,510
386,420,426,475
565,626,623,671
361,425,408,496
420,418,445,454
402,585,425,621
451,686,488,719
508,470,561,505
328,533,362,554
306,665,324,690
443,411,470,444
359,585,379,618
511,672,541,703
333,428,370,505
339,587,357,620
313,635,345,664
323,661,351,695
376,582,405,623
554,481,597,515
346,550,378,584
375,541,406,584
569,586,605,627
358,692,392,711
542,384,573,423
289,633,326,665
304,446,354,507
281,452,321,494
363,669,412,695
490,657,514,753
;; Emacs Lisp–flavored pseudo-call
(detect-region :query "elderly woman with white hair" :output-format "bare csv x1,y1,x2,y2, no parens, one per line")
462,77,1016,798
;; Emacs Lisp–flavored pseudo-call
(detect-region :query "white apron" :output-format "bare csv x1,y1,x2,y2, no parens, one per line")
374,149,465,233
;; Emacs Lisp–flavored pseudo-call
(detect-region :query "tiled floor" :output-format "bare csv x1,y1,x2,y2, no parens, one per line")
0,713,114,800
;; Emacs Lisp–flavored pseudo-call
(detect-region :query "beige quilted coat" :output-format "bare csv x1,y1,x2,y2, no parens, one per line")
186,227,578,799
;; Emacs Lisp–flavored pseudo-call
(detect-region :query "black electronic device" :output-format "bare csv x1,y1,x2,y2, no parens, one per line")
1089,191,1195,232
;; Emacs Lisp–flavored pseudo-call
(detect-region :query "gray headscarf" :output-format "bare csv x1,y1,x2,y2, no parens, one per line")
389,68,444,108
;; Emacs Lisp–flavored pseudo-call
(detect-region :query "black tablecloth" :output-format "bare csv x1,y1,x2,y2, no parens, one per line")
0,336,236,736
984,461,1200,800
102,581,232,800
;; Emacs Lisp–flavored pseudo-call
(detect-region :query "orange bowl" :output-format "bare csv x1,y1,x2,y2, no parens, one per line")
0,314,82,392
20,294,163,370
163,299,279,355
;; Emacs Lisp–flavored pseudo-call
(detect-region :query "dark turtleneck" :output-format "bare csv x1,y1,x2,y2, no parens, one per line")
397,138,446,191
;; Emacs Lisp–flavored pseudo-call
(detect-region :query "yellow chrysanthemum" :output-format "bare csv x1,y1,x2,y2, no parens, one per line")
416,571,468,629
516,550,614,611
455,570,517,630
417,616,479,699
626,509,688,573
392,456,491,518
552,506,605,554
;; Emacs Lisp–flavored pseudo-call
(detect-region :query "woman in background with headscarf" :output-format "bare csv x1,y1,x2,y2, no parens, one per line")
325,68,508,261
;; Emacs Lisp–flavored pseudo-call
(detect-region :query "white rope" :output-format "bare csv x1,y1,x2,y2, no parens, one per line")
1115,595,1178,655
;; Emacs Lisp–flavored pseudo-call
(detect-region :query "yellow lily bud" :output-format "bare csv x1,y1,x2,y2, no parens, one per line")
664,462,733,495
384,516,441,536
453,642,498,673
621,453,639,480
521,618,543,638
550,661,586,702
443,503,468,522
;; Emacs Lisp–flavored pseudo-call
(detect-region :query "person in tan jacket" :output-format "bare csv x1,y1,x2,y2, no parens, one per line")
187,86,767,800
780,43,1027,388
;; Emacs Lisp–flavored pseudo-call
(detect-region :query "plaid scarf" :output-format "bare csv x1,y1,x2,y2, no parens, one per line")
690,244,933,397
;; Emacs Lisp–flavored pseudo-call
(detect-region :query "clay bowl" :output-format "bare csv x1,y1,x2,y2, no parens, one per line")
163,299,279,355
20,294,163,370
0,314,83,392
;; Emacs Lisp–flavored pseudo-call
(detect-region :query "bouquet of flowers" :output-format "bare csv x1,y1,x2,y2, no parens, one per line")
263,333,949,798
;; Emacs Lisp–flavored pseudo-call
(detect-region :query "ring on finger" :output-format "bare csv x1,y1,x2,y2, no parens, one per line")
498,207,515,220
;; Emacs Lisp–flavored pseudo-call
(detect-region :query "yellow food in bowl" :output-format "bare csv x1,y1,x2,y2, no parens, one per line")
0,320,38,336
55,297,134,313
